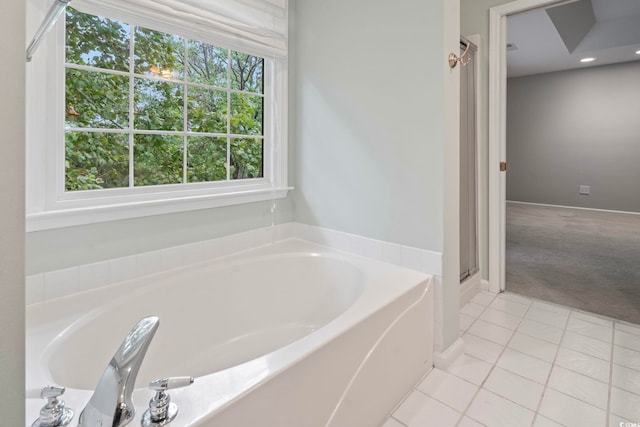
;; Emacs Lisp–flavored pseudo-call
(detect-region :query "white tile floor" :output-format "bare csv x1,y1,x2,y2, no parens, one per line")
383,291,640,427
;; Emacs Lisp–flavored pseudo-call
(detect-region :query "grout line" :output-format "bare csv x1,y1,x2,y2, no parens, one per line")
458,291,638,427
385,285,634,426
455,294,499,427
459,302,490,342
512,320,563,345
614,320,640,337
530,303,572,426
607,322,617,427
468,295,617,366
389,416,408,427
571,309,617,327
543,372,610,411
459,294,540,425
500,296,542,427
560,331,612,363
565,327,613,345
384,366,435,426
412,388,465,420
464,294,613,426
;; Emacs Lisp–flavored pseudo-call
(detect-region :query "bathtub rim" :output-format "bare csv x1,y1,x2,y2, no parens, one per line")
41,250,369,390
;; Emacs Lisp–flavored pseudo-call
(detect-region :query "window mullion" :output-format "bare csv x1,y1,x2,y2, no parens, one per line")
59,13,67,200
226,49,231,181
128,24,135,188
183,39,188,184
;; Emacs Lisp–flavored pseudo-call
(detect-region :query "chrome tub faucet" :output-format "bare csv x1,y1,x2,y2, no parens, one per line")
78,316,159,427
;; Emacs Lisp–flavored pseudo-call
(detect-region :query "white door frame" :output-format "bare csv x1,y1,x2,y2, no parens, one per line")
487,0,566,293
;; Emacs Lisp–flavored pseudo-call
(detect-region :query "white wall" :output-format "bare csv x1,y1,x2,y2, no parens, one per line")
292,0,461,353
292,0,445,252
26,199,293,274
0,0,26,424
506,61,640,212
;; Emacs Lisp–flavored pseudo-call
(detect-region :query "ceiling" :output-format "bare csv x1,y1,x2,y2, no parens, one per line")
506,0,640,77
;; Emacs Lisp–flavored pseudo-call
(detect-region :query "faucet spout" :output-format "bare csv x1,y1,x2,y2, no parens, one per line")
78,316,159,427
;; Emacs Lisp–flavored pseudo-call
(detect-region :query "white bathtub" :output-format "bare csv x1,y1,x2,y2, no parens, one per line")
26,239,433,426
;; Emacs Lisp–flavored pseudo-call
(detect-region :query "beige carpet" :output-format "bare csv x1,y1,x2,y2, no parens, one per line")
506,202,640,324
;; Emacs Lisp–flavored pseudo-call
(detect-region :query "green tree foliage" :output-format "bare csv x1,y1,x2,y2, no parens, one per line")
64,7,264,191
231,52,263,93
187,86,227,134
134,27,184,77
187,41,227,87
134,135,183,186
65,9,129,71
188,137,227,182
65,132,129,190
231,138,263,179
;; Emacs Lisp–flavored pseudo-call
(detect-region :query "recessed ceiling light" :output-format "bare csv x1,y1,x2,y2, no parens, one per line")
636,50,640,55
580,57,596,63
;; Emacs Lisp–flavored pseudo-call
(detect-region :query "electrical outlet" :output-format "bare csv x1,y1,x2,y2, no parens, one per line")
579,185,590,195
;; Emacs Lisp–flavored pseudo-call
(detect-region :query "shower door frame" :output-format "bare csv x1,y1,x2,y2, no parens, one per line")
460,36,479,285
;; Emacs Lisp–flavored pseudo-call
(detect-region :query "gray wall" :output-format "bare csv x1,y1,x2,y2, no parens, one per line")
292,0,445,252
0,0,26,424
506,61,640,213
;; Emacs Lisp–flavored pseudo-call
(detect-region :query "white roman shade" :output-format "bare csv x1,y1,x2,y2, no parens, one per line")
71,0,288,57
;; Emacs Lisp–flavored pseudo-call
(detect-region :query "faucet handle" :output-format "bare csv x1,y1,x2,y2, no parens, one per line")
32,385,74,427
149,376,194,392
40,385,65,400
141,376,194,427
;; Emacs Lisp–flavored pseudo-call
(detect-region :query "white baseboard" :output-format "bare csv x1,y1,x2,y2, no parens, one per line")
507,200,640,216
433,337,465,370
460,273,480,307
480,279,490,292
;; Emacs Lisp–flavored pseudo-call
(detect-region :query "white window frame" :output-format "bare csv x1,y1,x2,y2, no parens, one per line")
26,6,289,232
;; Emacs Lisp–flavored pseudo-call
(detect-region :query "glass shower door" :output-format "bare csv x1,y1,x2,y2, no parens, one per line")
460,39,478,282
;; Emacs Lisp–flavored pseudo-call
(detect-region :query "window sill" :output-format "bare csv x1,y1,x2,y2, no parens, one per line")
26,186,292,232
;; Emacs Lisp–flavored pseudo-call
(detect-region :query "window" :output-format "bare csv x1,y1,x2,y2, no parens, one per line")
65,7,265,191
26,4,289,231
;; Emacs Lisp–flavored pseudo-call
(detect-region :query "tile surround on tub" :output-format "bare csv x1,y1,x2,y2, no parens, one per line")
108,256,137,283
25,273,45,305
43,267,78,300
77,261,110,291
292,223,442,275
26,222,443,305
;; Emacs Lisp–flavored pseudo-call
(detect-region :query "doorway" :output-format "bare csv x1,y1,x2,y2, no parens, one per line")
488,0,585,294
488,0,640,323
